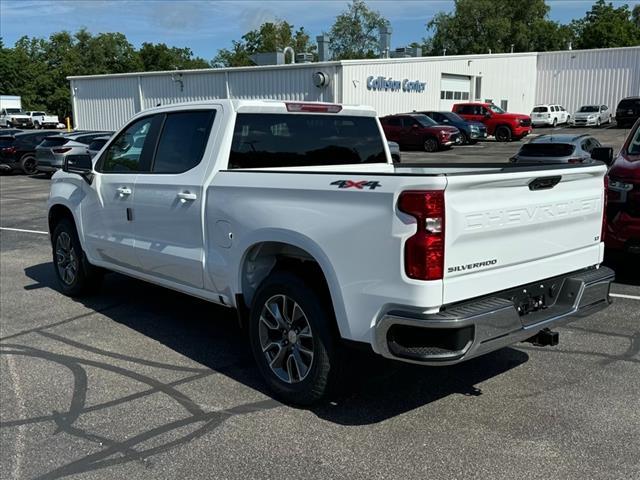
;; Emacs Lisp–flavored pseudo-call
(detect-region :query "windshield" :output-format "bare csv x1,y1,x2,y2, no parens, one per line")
443,112,465,122
415,115,437,127
489,104,505,114
533,107,548,113
579,106,599,113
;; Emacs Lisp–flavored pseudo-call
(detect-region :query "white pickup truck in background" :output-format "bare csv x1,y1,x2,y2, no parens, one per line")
24,111,61,129
47,100,614,404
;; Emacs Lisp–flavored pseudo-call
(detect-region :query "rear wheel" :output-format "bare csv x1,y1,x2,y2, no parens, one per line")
19,154,37,175
459,131,470,145
423,137,439,152
51,218,103,296
552,118,557,127
494,126,512,142
249,270,342,405
34,121,41,129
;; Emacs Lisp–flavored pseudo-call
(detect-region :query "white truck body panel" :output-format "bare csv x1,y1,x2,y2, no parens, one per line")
48,99,612,364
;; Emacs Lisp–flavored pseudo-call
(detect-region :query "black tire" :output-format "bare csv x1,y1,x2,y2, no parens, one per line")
495,126,512,142
596,118,601,127
423,137,439,152
44,171,54,179
34,121,41,129
552,118,557,127
51,218,103,297
19,154,37,175
459,131,470,145
249,270,342,405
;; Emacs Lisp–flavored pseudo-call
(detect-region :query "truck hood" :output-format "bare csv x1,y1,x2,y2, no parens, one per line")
498,113,530,121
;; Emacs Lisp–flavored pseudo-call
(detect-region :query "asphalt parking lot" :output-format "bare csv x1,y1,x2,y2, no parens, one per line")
1,148,639,479
400,123,635,164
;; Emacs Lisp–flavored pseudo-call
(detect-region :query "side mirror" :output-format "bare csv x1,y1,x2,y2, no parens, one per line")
412,123,420,129
63,154,94,183
590,147,614,166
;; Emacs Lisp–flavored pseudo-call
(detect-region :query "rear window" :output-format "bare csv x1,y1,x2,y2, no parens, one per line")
229,114,386,169
0,136,15,147
618,99,640,109
519,143,575,157
39,137,68,148
533,106,548,112
88,139,108,151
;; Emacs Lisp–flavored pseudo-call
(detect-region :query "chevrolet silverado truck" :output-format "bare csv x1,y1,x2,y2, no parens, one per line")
47,100,614,404
24,111,60,129
453,102,532,142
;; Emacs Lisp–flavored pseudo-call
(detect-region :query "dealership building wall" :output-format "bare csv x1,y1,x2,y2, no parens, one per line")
68,46,640,131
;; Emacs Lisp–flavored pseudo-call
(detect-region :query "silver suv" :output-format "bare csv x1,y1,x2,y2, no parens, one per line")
36,131,112,176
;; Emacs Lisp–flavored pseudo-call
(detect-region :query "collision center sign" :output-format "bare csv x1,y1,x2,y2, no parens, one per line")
366,76,426,93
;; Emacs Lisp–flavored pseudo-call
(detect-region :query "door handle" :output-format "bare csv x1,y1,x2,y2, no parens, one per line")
177,191,197,202
117,186,132,196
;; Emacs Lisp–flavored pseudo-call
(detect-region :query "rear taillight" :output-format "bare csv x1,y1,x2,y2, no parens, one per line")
285,102,342,113
602,175,608,242
398,190,445,280
1,146,16,154
53,147,72,154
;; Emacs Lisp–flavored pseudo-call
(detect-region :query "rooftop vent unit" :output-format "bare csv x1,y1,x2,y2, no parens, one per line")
390,46,422,58
250,52,284,66
296,52,314,63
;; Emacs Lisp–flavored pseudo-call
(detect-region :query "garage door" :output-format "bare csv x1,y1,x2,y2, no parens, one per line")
440,74,471,111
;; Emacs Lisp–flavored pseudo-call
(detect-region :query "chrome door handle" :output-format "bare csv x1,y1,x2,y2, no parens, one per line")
117,186,132,196
177,191,197,202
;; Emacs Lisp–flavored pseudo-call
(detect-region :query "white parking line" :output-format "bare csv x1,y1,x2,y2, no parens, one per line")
610,293,640,301
0,227,48,235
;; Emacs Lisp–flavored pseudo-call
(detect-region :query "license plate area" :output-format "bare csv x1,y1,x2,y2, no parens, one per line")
496,274,583,326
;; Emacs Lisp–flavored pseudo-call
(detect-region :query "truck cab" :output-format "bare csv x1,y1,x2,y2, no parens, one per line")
452,102,531,142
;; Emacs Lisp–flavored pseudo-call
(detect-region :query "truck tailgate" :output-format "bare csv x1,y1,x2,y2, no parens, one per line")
442,165,606,304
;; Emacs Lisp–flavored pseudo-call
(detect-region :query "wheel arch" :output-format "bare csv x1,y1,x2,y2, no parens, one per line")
236,233,348,338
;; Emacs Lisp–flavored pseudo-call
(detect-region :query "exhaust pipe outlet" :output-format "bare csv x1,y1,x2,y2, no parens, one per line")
525,328,559,347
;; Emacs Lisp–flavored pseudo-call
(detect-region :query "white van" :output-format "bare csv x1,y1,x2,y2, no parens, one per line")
531,104,570,127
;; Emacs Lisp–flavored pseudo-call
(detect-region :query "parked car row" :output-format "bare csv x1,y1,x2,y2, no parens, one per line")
0,129,112,175
531,96,640,129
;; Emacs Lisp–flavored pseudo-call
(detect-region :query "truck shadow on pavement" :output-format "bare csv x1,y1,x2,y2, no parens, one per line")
2,262,528,478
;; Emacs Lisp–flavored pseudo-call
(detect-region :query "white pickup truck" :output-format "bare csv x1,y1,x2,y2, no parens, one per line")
24,111,60,129
47,100,614,404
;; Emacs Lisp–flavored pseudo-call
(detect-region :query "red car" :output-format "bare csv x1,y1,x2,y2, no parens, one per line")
380,114,460,152
606,118,640,254
452,102,532,142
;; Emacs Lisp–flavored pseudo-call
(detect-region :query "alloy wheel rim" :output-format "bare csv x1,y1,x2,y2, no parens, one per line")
258,294,314,384
23,158,37,174
55,232,78,285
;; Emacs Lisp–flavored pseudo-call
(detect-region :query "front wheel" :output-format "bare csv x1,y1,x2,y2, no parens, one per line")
596,118,601,127
552,118,557,127
51,218,103,296
34,121,41,129
459,131,470,145
423,137,439,152
249,271,342,405
494,126,512,142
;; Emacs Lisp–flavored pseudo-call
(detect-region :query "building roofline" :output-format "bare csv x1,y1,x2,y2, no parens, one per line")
67,45,640,81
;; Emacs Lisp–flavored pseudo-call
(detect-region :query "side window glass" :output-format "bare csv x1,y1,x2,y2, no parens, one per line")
152,110,215,174
101,116,157,173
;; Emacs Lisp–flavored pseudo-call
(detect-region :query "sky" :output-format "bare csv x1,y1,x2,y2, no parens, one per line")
1,0,639,60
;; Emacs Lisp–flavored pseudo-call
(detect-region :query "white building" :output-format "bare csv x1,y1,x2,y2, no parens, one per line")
68,46,640,131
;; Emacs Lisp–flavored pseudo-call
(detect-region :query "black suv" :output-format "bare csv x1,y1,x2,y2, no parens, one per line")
0,130,61,174
615,97,640,127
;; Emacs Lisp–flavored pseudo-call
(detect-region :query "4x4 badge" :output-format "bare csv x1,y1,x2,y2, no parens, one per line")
331,180,381,190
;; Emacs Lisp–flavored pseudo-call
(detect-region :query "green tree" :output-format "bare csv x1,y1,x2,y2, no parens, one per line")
424,0,574,55
139,43,209,71
213,20,315,67
571,0,640,49
328,0,389,59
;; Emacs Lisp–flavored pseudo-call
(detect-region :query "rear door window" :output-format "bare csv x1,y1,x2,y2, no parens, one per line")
152,110,215,173
533,107,548,113
384,117,401,127
229,113,386,169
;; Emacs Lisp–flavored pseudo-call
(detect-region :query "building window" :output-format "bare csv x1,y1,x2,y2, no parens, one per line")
474,77,482,100
454,91,462,100
440,91,445,99
445,91,453,99
501,100,508,111
462,92,469,100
